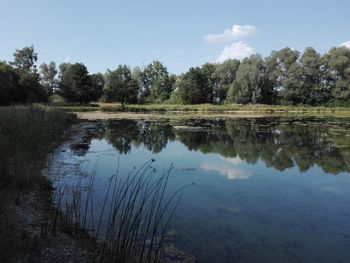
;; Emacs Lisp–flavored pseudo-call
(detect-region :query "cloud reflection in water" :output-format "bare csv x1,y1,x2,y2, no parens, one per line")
201,157,250,180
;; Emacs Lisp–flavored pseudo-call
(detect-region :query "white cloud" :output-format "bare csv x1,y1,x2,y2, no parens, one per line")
217,41,254,63
204,25,256,43
64,56,71,63
201,162,250,180
340,40,350,49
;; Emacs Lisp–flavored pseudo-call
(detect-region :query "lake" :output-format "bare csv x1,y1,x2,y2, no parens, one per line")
49,116,350,263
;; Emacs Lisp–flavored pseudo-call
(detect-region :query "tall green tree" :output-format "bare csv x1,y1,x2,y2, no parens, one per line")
176,67,212,104
227,55,273,104
201,63,217,101
281,62,303,104
212,59,240,102
299,47,330,104
103,65,138,106
11,46,47,102
58,63,95,104
90,73,104,101
39,62,57,96
266,47,300,104
143,61,174,102
131,66,150,103
11,45,38,73
18,70,47,102
322,46,350,101
0,62,20,105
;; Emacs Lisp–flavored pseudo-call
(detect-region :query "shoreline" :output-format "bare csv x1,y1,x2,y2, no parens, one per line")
41,120,196,263
55,103,350,116
0,110,95,262
73,110,350,121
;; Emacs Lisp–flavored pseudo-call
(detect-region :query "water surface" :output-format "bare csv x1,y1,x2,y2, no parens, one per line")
53,117,350,263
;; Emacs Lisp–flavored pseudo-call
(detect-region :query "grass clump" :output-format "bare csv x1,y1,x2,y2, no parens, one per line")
0,105,75,262
0,105,76,188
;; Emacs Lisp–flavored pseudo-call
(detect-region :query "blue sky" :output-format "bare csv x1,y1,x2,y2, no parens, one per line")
1,0,349,74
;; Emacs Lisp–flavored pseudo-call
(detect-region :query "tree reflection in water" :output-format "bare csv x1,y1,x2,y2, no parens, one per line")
77,117,350,175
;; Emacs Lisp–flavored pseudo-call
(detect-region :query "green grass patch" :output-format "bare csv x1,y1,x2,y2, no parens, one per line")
0,104,76,188
73,103,350,115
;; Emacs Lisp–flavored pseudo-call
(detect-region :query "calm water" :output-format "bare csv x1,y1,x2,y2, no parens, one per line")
53,117,350,263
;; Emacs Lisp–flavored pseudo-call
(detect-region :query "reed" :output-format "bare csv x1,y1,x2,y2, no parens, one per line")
47,158,192,263
0,105,75,189
0,105,189,261
0,105,75,261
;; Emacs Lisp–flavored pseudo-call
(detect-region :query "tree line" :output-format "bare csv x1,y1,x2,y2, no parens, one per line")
1,45,349,106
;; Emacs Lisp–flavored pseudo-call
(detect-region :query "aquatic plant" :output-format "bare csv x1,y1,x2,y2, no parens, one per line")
47,158,192,263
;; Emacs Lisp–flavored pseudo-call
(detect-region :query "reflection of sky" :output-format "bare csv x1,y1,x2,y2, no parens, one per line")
201,156,251,180
221,156,243,165
53,128,350,263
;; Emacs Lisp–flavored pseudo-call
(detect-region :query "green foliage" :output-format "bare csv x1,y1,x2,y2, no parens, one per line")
39,62,58,96
58,63,96,104
212,59,240,102
11,45,38,73
271,47,330,105
0,45,48,105
299,47,331,104
90,73,105,101
103,65,138,106
92,102,350,115
201,63,217,101
18,70,48,102
143,61,174,102
0,62,21,105
0,105,75,262
323,47,350,101
2,44,350,107
176,67,212,104
0,105,75,188
227,55,273,104
266,47,301,104
14,46,48,102
131,66,149,103
168,90,185,104
49,94,65,103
